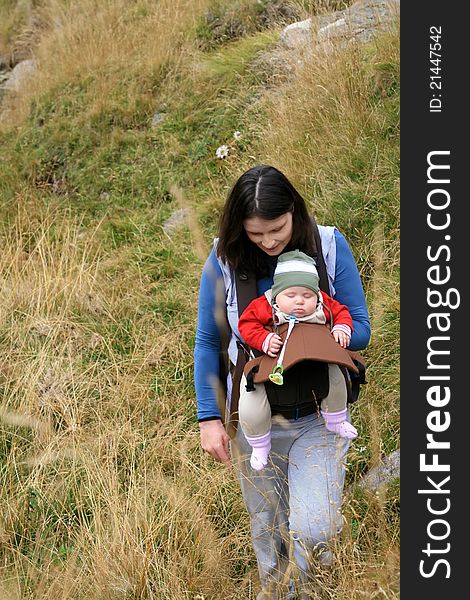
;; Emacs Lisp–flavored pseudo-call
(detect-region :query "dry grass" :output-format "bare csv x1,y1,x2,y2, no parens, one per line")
0,206,252,599
2,0,210,124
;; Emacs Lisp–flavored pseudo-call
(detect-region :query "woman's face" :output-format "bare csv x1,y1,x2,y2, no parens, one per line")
243,212,293,256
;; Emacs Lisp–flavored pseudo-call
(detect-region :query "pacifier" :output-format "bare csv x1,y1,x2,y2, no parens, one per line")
268,365,284,385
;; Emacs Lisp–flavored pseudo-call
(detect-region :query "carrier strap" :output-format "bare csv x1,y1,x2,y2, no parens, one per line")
312,219,331,297
225,271,259,438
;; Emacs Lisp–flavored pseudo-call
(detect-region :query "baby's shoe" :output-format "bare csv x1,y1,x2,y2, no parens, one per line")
321,409,358,440
246,431,272,470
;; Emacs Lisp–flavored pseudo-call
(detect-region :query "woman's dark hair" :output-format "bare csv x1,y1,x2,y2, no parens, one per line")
217,165,317,274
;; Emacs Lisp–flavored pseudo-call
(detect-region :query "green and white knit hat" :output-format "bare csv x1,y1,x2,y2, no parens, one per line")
271,250,319,300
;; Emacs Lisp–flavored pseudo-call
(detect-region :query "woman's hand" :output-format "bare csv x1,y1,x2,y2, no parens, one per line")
199,419,232,469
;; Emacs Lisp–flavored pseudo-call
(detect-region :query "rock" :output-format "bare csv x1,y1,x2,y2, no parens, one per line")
279,0,400,52
318,0,400,48
32,322,53,337
163,208,191,234
253,0,399,87
317,17,348,44
250,45,307,88
2,58,36,93
151,112,166,127
357,449,400,492
279,18,313,50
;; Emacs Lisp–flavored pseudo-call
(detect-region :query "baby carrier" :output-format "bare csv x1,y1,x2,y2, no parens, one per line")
219,223,366,438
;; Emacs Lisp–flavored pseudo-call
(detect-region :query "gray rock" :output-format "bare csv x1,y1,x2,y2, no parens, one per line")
32,322,53,337
279,0,400,52
250,46,298,86
357,448,400,492
151,112,166,127
163,208,191,234
2,58,36,93
254,0,399,87
279,18,313,50
319,0,400,48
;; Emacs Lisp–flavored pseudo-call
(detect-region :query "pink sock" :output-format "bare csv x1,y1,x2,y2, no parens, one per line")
245,431,272,470
321,409,358,440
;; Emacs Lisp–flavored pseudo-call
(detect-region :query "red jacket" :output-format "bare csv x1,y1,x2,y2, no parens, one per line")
238,292,353,352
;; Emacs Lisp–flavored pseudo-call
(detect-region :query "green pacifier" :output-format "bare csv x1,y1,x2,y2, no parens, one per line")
269,365,284,385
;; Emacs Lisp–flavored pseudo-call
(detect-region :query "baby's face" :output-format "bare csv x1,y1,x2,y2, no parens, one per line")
275,286,318,318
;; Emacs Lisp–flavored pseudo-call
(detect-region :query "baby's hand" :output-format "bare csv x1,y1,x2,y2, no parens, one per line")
332,329,350,348
267,334,283,357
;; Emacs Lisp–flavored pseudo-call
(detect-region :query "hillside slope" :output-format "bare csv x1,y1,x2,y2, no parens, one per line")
0,1,399,598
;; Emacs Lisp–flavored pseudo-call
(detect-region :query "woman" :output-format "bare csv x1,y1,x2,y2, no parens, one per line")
194,165,370,599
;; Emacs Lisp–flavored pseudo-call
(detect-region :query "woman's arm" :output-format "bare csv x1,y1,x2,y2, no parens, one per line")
194,249,232,467
194,249,224,421
333,229,371,350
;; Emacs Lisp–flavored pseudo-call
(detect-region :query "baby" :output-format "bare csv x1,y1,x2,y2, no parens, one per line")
238,249,358,470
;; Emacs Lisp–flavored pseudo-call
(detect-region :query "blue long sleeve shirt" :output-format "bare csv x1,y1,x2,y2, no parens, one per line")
194,229,370,421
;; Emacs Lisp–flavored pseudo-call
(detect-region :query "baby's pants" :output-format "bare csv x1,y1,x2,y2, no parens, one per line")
239,364,347,437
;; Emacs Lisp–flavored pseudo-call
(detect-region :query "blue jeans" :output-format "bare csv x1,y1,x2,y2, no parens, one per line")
231,411,350,599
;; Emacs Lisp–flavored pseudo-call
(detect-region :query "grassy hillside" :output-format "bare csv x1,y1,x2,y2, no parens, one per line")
0,1,399,598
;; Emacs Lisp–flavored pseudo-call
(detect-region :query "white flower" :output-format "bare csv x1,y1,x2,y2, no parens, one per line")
358,446,367,453
216,144,229,159
233,130,242,140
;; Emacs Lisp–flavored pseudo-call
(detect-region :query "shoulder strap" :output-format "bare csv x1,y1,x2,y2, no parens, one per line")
346,351,367,403
312,220,331,297
224,271,259,438
235,271,258,318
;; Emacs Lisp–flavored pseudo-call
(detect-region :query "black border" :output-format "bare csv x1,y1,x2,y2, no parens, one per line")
401,2,466,596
